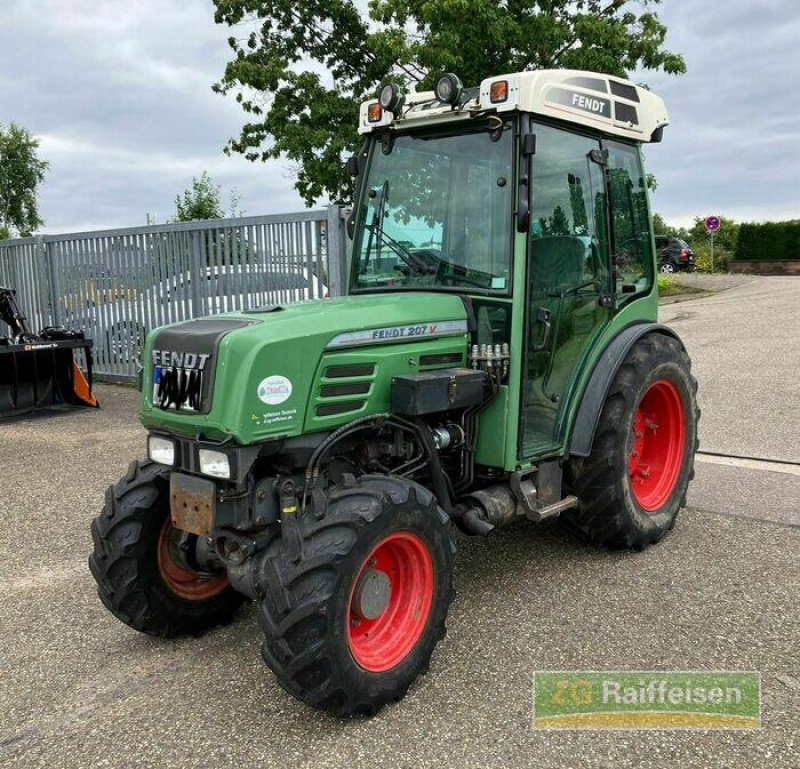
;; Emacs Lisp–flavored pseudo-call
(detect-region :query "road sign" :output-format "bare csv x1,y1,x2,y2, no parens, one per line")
705,215,721,233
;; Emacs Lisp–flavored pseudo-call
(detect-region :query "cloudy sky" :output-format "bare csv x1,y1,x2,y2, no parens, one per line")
1,0,798,233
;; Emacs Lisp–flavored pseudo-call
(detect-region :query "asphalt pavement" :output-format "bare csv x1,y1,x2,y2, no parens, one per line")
661,275,800,528
660,275,799,464
1,276,798,769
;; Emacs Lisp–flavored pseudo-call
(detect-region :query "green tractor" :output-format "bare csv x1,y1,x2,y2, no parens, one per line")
90,69,698,715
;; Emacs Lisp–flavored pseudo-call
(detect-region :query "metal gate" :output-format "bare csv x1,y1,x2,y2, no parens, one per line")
0,208,348,381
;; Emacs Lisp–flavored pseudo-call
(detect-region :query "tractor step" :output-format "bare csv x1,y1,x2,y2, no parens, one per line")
525,495,578,523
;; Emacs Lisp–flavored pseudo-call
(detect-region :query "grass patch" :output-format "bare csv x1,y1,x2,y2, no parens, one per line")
657,275,704,297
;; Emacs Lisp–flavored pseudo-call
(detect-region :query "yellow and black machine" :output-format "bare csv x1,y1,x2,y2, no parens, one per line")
0,286,98,417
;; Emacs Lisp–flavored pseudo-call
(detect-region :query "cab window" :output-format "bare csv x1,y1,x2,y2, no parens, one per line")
604,140,654,299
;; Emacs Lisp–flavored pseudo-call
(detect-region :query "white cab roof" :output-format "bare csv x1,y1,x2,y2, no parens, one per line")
359,69,669,143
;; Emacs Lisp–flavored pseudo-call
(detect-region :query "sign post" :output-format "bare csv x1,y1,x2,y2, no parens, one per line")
704,215,722,272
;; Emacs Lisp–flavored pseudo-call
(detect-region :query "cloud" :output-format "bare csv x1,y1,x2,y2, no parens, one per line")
1,0,797,232
1,0,309,232
640,0,800,225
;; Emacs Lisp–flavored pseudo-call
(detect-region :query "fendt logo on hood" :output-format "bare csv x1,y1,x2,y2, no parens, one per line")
152,349,211,370
326,319,469,348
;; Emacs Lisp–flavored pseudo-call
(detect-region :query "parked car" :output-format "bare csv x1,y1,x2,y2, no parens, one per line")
655,236,695,273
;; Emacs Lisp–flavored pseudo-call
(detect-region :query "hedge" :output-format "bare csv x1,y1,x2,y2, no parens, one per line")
734,221,800,261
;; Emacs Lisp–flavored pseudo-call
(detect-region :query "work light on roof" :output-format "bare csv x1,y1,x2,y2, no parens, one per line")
378,82,405,115
435,73,463,105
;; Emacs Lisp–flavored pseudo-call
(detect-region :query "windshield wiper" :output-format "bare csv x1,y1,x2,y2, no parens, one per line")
361,180,388,274
361,181,435,277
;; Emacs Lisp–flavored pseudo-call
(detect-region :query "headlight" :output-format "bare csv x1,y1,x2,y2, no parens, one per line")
198,449,231,480
148,435,175,466
435,72,463,105
378,82,404,114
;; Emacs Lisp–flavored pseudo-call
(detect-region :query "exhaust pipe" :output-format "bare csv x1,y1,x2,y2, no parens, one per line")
453,485,522,536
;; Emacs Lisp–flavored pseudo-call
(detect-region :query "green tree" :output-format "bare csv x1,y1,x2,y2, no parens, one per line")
687,215,739,272
651,212,669,234
213,0,686,206
651,213,690,240
0,122,49,238
174,171,226,222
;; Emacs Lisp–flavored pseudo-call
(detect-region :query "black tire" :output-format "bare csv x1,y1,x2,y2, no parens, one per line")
566,333,699,549
257,475,455,716
89,459,245,637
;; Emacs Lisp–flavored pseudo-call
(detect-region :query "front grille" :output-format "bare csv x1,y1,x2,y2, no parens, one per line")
316,400,366,417
320,381,371,398
419,352,464,367
325,363,376,378
150,317,255,414
154,366,203,411
315,360,377,419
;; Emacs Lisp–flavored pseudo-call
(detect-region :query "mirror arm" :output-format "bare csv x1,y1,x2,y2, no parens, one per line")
516,114,535,233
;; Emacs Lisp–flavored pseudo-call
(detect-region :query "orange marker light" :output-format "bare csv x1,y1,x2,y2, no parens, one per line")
368,103,383,122
489,80,508,103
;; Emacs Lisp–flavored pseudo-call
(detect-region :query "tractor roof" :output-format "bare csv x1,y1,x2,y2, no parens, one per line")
359,69,669,144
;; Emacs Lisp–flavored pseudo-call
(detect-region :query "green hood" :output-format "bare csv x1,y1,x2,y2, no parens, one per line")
140,292,469,443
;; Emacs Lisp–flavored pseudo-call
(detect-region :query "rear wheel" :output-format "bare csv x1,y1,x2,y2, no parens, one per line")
660,262,676,274
566,333,699,549
89,459,245,636
257,475,455,716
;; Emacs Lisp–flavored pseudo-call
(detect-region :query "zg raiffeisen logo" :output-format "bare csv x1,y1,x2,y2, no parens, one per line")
532,671,760,729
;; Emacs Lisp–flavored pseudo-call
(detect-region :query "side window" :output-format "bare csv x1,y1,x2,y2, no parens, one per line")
605,140,653,299
529,123,609,289
521,124,612,452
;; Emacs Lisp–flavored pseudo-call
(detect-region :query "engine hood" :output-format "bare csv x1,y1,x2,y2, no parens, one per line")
140,292,469,442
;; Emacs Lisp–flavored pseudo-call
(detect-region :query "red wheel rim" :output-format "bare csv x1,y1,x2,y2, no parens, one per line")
347,531,434,672
157,518,229,600
628,379,686,511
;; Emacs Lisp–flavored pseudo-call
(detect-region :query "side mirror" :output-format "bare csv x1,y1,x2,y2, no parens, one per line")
346,211,356,240
346,155,359,177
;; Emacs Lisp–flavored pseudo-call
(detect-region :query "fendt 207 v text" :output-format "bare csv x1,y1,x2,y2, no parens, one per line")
90,69,699,716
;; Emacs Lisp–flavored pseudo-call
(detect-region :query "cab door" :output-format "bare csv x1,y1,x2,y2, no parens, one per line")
519,123,612,457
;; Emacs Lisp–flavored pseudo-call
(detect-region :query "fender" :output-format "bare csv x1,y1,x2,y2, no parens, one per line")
568,322,685,457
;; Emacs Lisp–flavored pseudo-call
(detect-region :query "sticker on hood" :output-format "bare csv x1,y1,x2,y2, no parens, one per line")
257,375,293,405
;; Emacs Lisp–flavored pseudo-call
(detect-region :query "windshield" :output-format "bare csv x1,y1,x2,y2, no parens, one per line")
351,121,514,293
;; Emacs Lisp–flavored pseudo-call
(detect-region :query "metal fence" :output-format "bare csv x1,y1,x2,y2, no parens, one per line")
0,207,348,381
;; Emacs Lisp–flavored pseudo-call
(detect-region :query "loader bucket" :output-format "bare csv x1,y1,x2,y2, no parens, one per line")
0,342,98,418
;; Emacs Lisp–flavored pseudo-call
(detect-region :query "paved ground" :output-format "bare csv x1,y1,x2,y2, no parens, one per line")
670,273,758,293
660,276,799,464
1,277,798,769
660,275,800,528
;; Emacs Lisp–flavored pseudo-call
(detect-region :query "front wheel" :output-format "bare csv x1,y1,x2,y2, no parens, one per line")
566,333,699,549
256,475,455,716
89,460,245,636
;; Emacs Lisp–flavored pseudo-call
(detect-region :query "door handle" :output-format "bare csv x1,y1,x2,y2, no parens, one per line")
531,307,552,352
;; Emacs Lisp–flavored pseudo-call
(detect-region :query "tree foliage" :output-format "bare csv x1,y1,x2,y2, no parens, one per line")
0,123,49,238
654,213,742,272
213,0,686,206
735,221,800,262
174,171,227,222
687,215,739,254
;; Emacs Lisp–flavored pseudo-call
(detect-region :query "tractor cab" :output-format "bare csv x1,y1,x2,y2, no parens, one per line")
350,69,669,461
